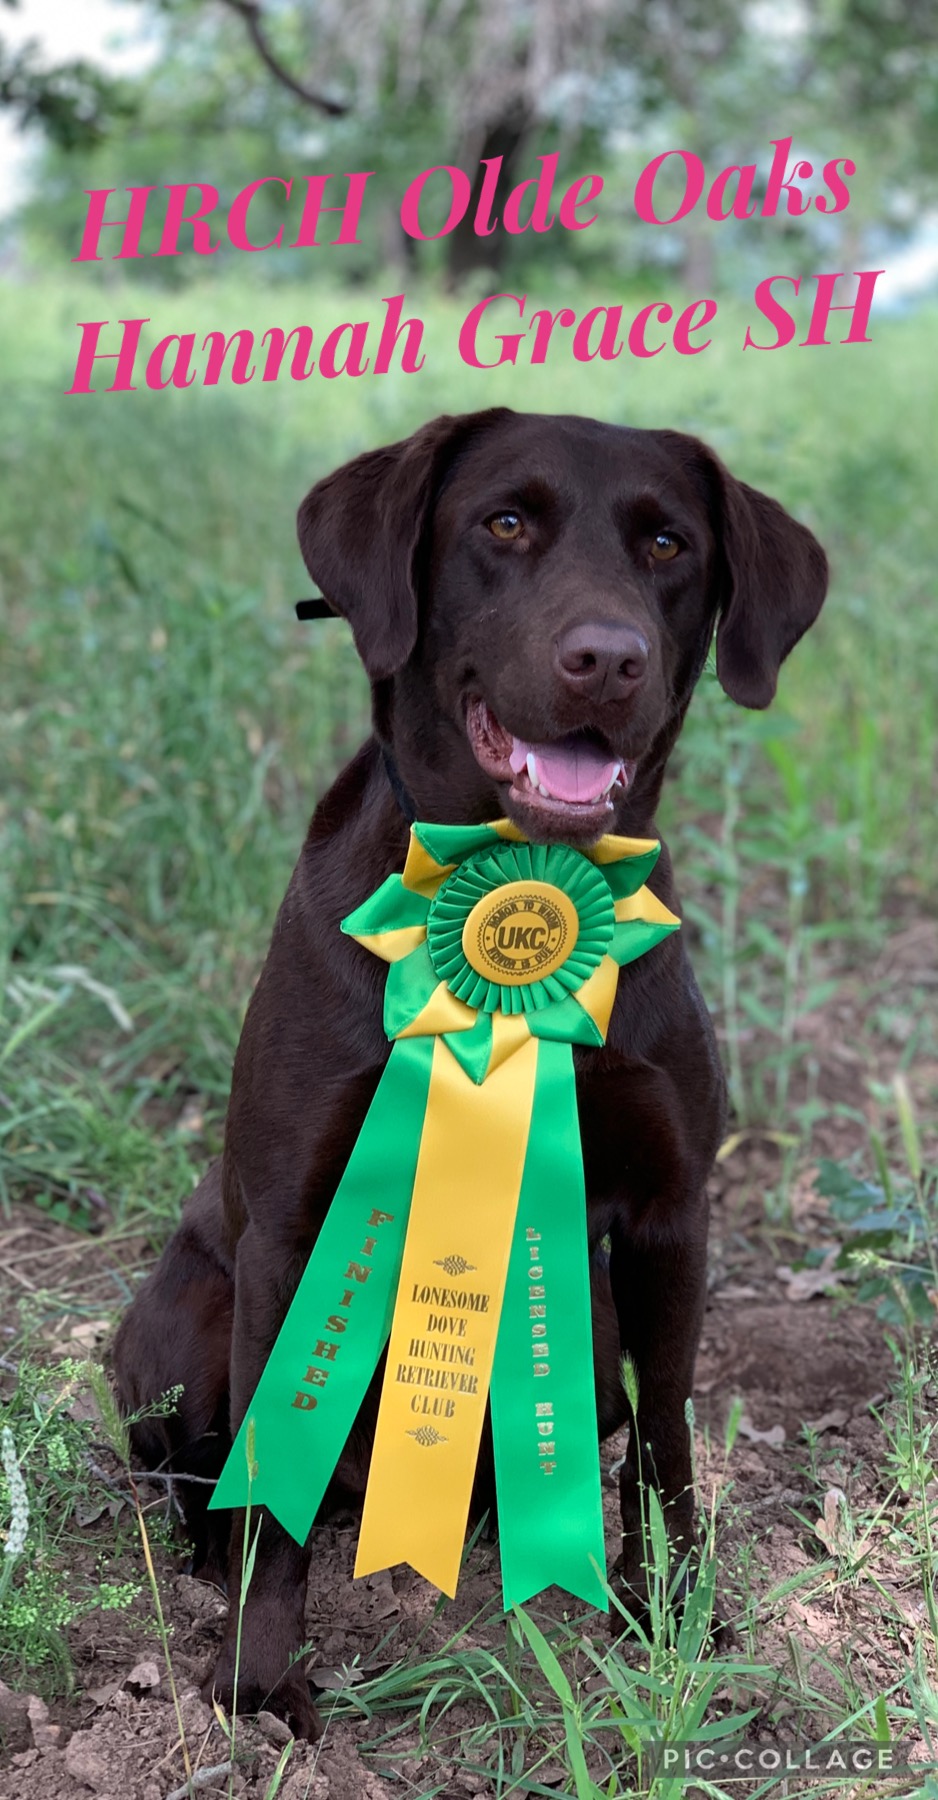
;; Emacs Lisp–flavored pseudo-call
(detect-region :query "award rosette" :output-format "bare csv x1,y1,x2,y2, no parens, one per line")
210,818,679,1607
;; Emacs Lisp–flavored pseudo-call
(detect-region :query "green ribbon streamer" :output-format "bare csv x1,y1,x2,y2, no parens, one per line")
209,1036,432,1540
491,1040,607,1609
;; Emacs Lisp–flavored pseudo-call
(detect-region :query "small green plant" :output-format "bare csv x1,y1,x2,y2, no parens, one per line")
0,1356,143,1686
571,1374,760,1795
875,1338,938,1658
339,1377,762,1796
819,1079,936,1329
129,1486,196,1793
324,1361,938,1792
208,1419,267,1800
0,1426,30,1605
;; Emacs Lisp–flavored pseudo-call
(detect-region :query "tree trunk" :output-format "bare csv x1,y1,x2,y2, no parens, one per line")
680,218,715,296
445,105,531,289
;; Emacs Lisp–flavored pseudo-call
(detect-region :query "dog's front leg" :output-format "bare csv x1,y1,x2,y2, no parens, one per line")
203,1224,321,1741
607,1205,709,1624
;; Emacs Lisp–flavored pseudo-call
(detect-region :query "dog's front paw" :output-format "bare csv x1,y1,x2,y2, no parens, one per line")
606,1551,654,1639
607,1549,735,1652
202,1645,321,1741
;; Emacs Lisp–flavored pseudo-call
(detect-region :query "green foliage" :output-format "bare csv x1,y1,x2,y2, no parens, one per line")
1,277,936,1239
317,1384,926,1794
0,13,136,152
13,0,938,287
876,1341,938,1659
668,690,859,1128
0,1358,141,1687
810,1073,937,1329
820,1155,937,1329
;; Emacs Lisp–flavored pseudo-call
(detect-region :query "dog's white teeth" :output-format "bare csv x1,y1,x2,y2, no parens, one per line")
593,763,622,800
524,754,554,799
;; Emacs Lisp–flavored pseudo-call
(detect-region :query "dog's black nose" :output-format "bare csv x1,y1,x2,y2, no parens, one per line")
555,622,649,701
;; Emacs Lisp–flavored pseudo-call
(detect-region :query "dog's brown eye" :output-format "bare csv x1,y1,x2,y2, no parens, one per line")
650,533,680,561
488,512,524,541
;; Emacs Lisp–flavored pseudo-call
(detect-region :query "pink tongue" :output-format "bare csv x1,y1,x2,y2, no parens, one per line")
509,735,618,804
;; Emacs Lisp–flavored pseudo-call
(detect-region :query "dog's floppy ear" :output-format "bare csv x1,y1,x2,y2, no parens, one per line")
297,411,510,680
655,432,829,709
711,465,828,708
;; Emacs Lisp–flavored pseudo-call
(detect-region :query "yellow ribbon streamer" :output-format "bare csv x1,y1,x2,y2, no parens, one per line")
355,1029,539,1596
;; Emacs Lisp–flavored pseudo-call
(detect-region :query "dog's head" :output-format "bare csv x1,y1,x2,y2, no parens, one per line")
297,409,827,843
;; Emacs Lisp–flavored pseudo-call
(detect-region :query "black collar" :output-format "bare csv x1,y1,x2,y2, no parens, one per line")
296,601,417,823
380,745,417,824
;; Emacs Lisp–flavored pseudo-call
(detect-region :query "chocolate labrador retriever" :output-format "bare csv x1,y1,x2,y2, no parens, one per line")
113,408,827,1738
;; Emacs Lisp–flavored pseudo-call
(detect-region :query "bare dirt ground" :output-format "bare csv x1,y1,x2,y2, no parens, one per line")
1,919,935,1799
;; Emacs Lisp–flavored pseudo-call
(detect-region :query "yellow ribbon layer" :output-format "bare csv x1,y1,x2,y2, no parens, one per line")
355,1028,539,1595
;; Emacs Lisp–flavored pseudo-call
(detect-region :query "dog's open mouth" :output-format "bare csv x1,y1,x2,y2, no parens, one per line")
466,698,635,832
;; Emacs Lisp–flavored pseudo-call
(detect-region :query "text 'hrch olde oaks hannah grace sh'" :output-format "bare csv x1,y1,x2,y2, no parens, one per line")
66,140,884,395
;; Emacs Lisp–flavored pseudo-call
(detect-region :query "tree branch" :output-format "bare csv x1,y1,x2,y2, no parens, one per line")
216,0,348,117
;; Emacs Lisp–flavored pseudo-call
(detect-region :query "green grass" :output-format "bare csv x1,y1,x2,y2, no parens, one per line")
1,270,937,1789
2,274,935,1234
